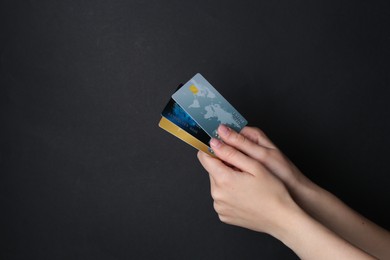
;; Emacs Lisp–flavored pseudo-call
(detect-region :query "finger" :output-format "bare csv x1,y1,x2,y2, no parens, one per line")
218,126,284,174
217,125,272,162
197,150,235,180
209,138,263,175
240,126,276,149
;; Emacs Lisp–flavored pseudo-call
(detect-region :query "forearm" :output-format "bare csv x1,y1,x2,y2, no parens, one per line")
289,179,390,259
272,203,375,260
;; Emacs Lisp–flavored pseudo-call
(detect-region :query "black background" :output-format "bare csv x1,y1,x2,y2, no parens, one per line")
1,1,389,259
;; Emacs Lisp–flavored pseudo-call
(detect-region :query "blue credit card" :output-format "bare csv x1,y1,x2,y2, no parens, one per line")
161,98,210,145
172,73,247,138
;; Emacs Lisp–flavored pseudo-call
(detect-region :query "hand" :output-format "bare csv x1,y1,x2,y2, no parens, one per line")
197,129,298,235
215,125,314,199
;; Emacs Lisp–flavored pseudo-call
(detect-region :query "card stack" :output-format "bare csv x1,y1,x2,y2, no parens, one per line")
158,73,248,156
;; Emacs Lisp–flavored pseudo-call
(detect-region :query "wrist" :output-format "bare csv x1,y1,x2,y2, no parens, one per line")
265,197,304,239
268,203,375,260
287,169,321,205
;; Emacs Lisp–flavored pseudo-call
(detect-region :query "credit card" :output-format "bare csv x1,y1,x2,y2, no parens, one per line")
161,98,210,145
158,116,214,156
172,73,247,138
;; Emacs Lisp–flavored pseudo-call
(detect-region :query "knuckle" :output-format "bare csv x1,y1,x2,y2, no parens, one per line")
251,160,265,174
258,147,271,161
213,201,224,214
211,186,227,200
223,147,238,160
210,188,219,201
253,127,266,138
218,214,229,224
232,132,247,145
210,188,220,200
213,201,219,211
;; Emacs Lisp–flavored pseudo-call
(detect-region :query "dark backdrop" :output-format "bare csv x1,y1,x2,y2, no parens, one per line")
1,1,389,259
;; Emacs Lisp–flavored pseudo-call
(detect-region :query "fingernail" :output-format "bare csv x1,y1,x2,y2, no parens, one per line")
210,138,222,148
218,124,230,136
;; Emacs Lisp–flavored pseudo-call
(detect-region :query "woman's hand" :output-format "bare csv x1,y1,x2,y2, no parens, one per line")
197,130,298,235
215,124,312,194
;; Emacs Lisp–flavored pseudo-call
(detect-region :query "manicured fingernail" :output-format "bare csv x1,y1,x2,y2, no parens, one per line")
210,138,222,148
218,124,230,135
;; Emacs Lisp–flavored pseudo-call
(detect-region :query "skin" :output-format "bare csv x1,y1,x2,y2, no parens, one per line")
197,124,390,259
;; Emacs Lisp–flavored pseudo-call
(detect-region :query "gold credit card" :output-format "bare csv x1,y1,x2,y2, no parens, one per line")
158,116,214,156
